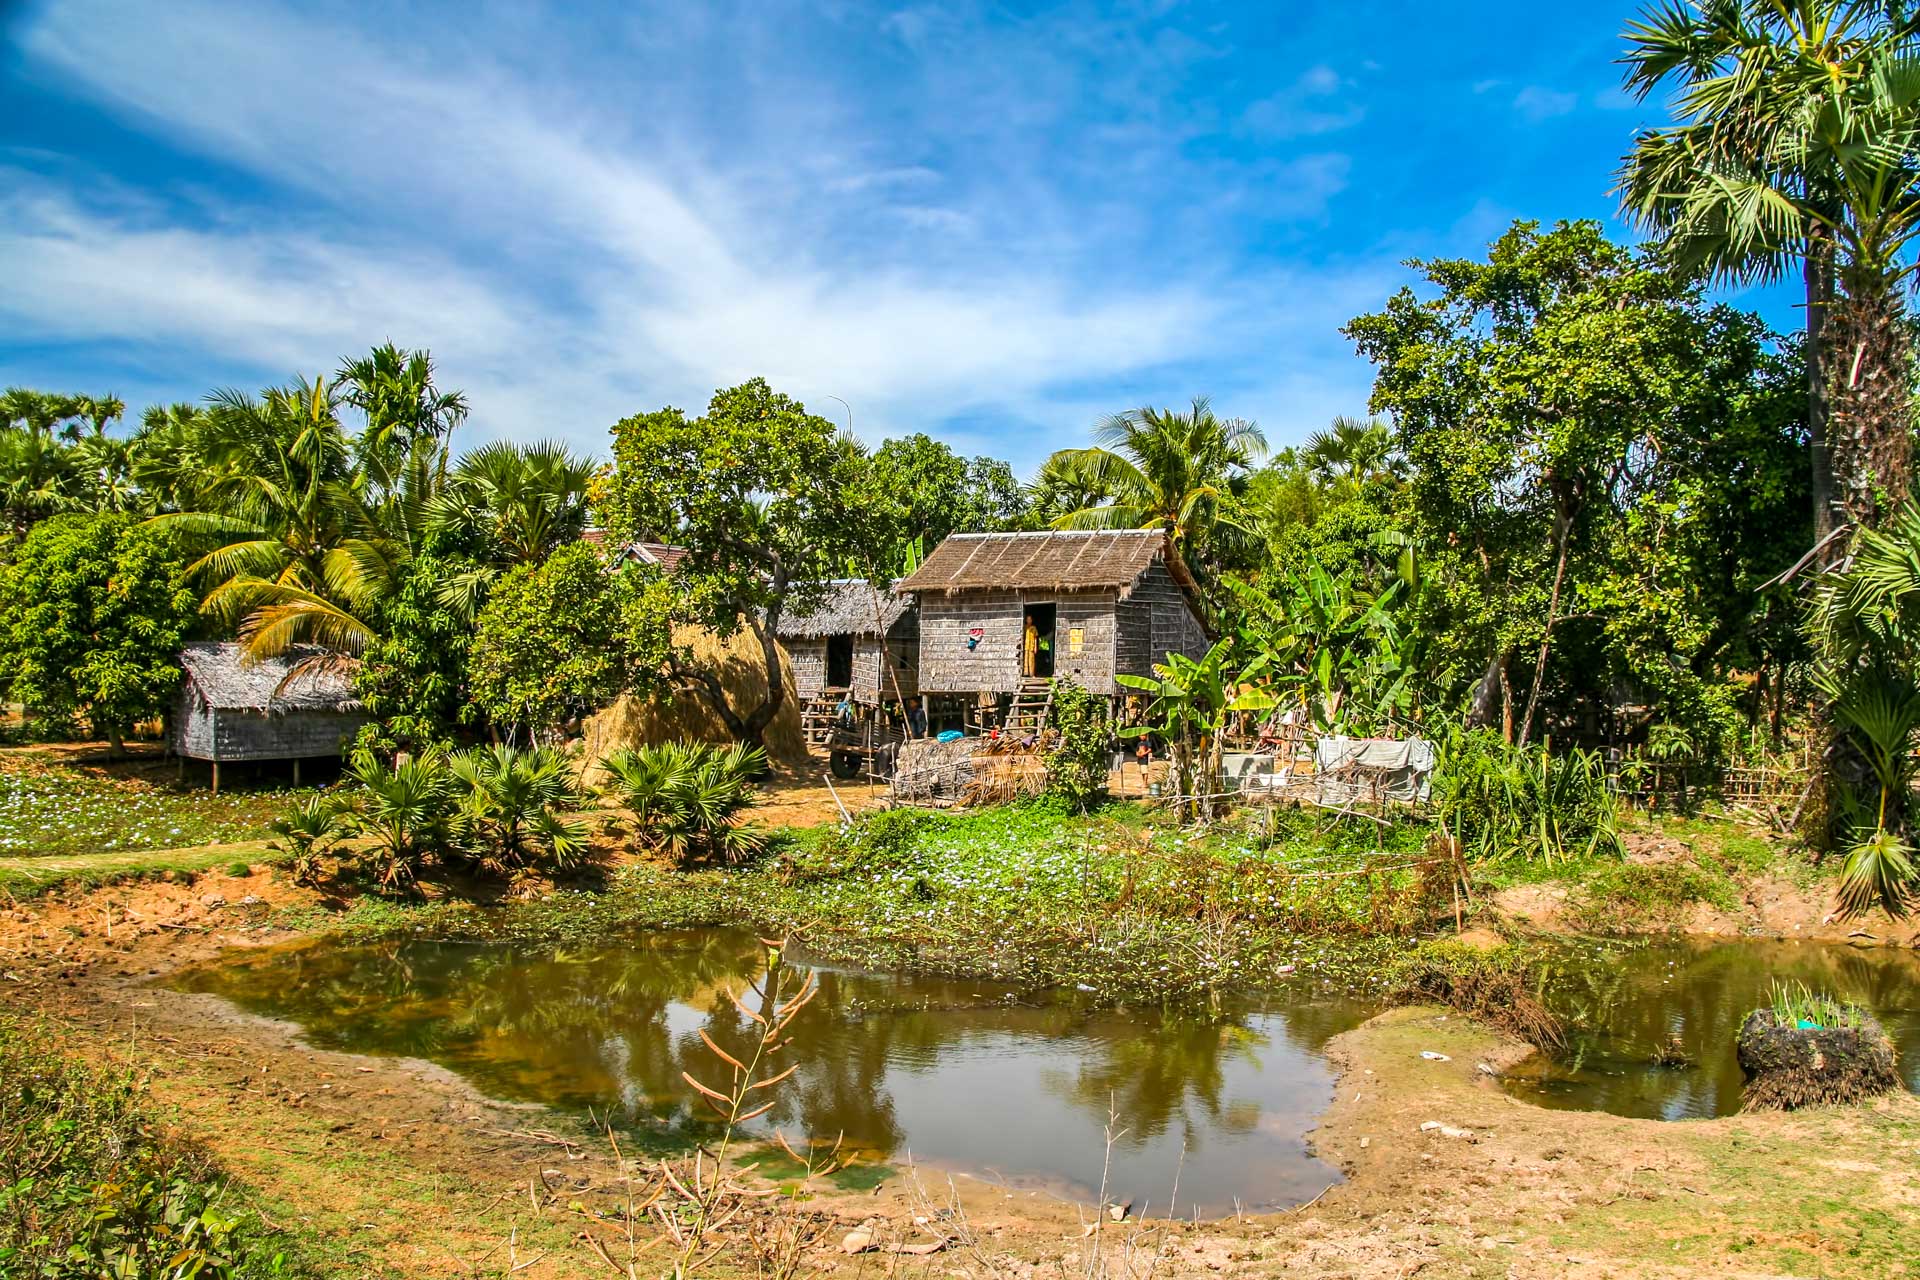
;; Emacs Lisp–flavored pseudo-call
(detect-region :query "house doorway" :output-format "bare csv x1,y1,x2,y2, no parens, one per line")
826,635,854,689
1021,603,1056,679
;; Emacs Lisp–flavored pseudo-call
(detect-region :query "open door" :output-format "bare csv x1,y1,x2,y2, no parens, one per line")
826,635,854,689
1021,603,1056,678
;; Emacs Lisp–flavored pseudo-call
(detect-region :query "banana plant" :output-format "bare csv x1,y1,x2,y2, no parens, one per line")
1118,639,1277,822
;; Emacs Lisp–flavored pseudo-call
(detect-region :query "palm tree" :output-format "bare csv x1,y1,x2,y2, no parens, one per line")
0,427,81,534
1618,1,1920,539
429,440,595,565
1302,415,1398,491
148,377,404,658
339,342,469,484
1808,500,1920,916
1043,397,1266,567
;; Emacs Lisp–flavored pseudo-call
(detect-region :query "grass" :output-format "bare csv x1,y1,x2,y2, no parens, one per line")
0,749,316,859
0,839,282,898
1766,978,1867,1030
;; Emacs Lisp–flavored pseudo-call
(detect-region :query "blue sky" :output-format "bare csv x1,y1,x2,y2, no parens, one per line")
0,0,1796,474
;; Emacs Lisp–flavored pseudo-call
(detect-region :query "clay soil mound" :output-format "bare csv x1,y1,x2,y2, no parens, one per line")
1736,1008,1904,1111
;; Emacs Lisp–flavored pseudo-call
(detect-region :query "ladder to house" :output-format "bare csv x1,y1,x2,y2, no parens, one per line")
1004,678,1054,737
801,691,845,748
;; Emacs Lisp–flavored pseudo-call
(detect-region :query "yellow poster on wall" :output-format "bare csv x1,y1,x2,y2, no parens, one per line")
1069,627,1085,656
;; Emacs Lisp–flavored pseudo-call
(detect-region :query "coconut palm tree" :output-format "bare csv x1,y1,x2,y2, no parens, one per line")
1618,1,1920,539
1042,397,1266,568
148,377,405,658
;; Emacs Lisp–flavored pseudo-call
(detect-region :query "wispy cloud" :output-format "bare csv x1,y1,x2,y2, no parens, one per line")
1513,85,1579,122
1242,65,1366,139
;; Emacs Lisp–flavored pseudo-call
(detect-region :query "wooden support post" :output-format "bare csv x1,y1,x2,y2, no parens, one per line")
211,761,220,795
292,758,301,787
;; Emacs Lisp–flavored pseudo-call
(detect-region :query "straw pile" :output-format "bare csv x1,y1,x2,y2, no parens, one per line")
579,622,808,785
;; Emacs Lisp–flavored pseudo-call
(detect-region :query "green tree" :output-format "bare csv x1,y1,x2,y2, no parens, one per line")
467,541,627,742
1618,0,1920,537
0,513,197,755
352,540,486,755
1302,415,1399,493
868,433,1029,543
1346,220,1807,750
604,378,901,747
428,439,595,566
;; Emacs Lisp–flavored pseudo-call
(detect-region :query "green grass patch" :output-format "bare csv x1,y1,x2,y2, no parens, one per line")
0,839,284,898
0,751,316,859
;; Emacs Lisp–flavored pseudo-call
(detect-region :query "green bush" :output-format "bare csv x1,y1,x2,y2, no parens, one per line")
1432,727,1622,864
0,1016,300,1277
448,744,589,875
598,742,767,865
1044,677,1110,812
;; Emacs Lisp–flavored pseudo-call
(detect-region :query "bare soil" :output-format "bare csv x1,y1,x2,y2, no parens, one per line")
7,872,1919,1278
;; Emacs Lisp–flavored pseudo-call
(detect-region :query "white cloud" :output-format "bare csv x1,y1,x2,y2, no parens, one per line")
1513,85,1579,122
6,0,1396,473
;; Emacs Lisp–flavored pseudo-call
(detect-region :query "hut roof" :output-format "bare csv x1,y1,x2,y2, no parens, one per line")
775,579,911,638
177,642,362,714
581,529,689,573
895,530,1199,598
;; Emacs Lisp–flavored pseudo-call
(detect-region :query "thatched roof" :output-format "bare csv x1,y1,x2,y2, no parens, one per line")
895,530,1199,598
178,642,362,714
775,579,911,638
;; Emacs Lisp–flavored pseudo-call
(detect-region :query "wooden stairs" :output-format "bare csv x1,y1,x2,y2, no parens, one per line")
802,691,846,748
1004,678,1054,737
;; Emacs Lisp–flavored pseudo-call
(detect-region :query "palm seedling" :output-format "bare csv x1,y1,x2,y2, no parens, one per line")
448,743,590,875
598,742,769,865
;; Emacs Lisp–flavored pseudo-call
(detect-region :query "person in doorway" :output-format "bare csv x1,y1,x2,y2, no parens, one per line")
906,697,927,739
1023,617,1039,677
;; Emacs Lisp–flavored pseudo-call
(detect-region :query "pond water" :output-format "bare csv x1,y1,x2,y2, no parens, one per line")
1505,938,1920,1119
171,929,1373,1215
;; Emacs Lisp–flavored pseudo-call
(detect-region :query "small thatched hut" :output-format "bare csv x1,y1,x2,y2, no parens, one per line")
775,580,919,705
172,642,367,790
897,530,1209,700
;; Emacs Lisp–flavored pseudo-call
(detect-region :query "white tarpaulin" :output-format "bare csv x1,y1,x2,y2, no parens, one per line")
1312,736,1435,805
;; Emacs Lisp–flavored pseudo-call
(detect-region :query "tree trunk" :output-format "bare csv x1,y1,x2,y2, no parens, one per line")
1825,277,1912,529
1517,491,1575,748
1806,237,1837,553
105,724,126,761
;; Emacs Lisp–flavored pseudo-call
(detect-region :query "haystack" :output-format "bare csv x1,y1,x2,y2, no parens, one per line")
1736,1008,1903,1110
579,622,808,785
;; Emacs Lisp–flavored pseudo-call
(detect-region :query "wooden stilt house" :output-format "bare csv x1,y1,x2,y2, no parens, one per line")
172,642,367,791
776,580,919,749
895,530,1209,730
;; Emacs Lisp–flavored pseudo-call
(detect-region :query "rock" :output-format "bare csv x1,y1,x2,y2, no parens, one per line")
199,894,226,909
840,1229,875,1254
1108,1201,1131,1221
1418,1121,1474,1139
1420,1051,1450,1062
1358,1136,1370,1149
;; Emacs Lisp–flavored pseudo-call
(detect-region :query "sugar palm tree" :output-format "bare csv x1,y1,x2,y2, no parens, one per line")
1043,397,1266,568
1618,1,1920,538
428,440,595,565
1302,415,1398,491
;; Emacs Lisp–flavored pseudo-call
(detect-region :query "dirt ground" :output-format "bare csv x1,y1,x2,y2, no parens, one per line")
6,872,1919,1279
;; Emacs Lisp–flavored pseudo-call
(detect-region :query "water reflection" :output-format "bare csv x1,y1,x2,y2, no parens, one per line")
1510,938,1920,1119
171,929,1371,1213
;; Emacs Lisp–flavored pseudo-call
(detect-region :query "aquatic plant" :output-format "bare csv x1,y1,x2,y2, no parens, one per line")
1737,985,1901,1111
1387,940,1566,1051
598,742,767,866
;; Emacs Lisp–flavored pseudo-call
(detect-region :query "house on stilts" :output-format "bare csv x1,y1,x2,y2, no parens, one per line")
775,579,919,748
172,642,368,791
895,529,1209,733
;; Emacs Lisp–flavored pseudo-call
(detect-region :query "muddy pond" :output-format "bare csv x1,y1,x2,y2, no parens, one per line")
170,930,1920,1215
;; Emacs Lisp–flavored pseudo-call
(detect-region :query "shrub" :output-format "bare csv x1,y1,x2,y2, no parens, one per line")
265,795,348,887
599,742,767,865
1044,677,1110,812
0,1016,297,1277
337,747,456,893
449,744,590,875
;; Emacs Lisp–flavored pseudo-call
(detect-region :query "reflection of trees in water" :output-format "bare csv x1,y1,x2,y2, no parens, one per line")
1042,1017,1271,1156
1533,940,1920,1117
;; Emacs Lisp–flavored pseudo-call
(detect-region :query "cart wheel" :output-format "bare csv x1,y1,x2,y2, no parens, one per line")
829,750,862,780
